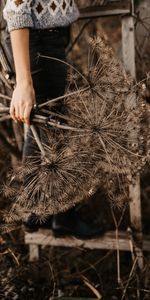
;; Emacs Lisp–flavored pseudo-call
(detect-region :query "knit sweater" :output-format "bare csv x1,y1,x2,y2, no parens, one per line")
3,0,79,32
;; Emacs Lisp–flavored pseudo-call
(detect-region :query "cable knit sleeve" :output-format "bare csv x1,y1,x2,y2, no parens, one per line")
3,0,34,32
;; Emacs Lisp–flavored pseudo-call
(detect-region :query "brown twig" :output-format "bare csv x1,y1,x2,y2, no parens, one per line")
0,131,21,158
121,258,138,300
38,86,90,108
0,93,11,100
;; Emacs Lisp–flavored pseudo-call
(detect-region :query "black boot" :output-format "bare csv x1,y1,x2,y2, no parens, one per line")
52,207,105,239
22,213,52,233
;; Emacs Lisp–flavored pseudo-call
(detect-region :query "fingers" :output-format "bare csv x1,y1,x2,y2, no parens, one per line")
10,104,17,123
18,105,25,123
10,104,32,125
10,100,23,123
10,84,36,124
14,105,20,122
24,105,32,126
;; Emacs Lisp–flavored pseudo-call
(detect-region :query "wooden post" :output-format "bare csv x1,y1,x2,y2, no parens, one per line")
29,244,39,262
122,14,143,269
122,17,136,78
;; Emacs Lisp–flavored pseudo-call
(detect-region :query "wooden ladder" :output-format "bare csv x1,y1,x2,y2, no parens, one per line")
25,0,150,268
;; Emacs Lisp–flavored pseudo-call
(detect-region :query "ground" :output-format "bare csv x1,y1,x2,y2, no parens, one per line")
0,171,150,300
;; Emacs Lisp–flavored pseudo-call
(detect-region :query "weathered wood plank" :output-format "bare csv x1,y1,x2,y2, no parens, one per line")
29,244,39,262
79,1,131,19
25,230,150,252
122,14,143,269
122,16,136,78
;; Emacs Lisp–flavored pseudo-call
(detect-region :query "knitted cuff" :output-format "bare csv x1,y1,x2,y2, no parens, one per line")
5,13,34,32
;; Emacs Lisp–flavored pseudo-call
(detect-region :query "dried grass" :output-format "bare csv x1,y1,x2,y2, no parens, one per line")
1,34,149,225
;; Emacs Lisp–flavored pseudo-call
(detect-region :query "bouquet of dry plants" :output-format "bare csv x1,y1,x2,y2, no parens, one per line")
1,34,149,227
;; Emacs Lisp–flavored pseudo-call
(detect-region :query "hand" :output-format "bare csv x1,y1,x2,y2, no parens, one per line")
10,81,36,125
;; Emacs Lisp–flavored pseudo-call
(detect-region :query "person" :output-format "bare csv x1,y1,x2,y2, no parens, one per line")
2,0,104,238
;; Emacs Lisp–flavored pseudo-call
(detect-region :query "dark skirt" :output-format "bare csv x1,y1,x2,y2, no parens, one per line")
2,26,70,158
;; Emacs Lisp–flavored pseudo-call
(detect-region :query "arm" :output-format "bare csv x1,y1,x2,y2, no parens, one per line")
3,0,33,33
3,0,35,124
10,29,35,125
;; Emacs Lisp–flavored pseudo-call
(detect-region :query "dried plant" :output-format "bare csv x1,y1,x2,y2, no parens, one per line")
1,34,149,224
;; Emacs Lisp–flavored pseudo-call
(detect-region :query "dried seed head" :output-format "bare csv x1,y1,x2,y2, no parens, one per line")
2,33,149,223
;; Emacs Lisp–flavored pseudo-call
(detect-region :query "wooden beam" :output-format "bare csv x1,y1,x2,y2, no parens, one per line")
122,16,136,78
29,244,39,262
79,1,131,19
25,230,150,252
121,14,144,269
